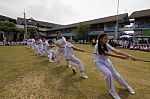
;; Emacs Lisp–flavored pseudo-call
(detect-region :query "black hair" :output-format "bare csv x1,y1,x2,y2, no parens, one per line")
56,31,62,40
97,34,108,55
48,39,53,44
56,31,61,34
66,36,72,41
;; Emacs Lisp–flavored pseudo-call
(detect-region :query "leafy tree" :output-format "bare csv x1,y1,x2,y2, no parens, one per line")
0,22,24,33
27,27,37,35
75,23,89,43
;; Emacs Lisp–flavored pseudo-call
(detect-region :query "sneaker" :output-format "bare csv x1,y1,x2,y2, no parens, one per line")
109,91,121,99
49,60,54,63
68,64,71,68
80,73,88,79
72,67,76,74
127,87,135,94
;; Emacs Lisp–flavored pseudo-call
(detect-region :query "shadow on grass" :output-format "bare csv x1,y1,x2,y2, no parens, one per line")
118,88,130,98
45,65,88,98
45,65,68,83
97,88,130,99
98,92,112,99
58,73,88,99
38,59,50,66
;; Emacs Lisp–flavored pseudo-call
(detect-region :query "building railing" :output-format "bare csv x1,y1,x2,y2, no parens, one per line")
134,24,150,29
48,32,75,37
104,27,116,31
89,31,104,35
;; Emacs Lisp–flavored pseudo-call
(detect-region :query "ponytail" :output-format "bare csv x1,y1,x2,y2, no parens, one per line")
97,34,108,55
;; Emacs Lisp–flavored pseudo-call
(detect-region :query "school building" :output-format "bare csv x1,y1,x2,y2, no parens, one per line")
130,9,150,37
0,15,61,41
16,17,61,37
0,8,150,41
47,13,130,41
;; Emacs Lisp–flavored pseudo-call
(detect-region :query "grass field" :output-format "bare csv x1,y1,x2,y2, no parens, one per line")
0,44,150,99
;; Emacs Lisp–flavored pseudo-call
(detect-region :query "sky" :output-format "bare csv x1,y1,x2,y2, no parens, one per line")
0,0,150,25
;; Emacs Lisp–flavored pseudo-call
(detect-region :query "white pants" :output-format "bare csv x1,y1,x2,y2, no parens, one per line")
27,42,32,48
95,59,130,95
55,48,65,62
42,45,47,55
48,50,55,61
38,45,43,55
32,44,35,50
66,56,84,71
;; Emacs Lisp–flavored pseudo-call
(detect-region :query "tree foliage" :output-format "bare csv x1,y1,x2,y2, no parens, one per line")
27,27,37,35
75,23,90,42
0,22,24,33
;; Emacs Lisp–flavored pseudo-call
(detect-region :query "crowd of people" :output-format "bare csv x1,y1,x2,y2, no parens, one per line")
108,39,150,52
0,41,26,46
129,44,150,52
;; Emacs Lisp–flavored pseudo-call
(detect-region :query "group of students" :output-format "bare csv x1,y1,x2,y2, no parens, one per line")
27,32,137,99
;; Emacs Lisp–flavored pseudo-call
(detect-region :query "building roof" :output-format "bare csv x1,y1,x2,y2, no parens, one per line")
17,17,62,28
0,15,16,22
49,13,128,31
130,9,150,18
0,15,16,20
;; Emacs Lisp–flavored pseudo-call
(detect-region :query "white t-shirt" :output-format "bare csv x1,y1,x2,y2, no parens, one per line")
54,37,66,49
38,39,42,44
94,44,115,63
65,41,74,59
31,39,35,45
43,40,49,45
37,39,43,49
27,39,32,45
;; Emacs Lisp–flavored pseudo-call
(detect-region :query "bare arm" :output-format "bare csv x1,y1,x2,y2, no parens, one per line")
49,45,55,48
56,43,65,48
111,49,137,60
72,46,84,52
104,52,128,59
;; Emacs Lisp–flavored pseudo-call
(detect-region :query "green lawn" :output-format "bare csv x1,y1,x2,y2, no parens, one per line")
0,45,150,99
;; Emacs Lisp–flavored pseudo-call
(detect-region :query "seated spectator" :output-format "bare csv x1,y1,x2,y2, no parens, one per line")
143,45,150,52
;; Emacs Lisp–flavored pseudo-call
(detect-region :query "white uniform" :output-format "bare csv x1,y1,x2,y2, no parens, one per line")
47,47,55,62
27,39,32,48
42,40,49,55
31,39,35,49
54,37,66,62
37,39,43,55
34,43,38,52
94,44,131,96
65,41,84,71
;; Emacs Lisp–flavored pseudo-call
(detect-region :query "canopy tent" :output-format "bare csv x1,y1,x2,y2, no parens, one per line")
120,35,132,38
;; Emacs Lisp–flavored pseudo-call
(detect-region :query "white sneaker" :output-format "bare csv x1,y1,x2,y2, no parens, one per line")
68,64,71,68
49,60,54,63
127,87,135,94
109,91,121,99
80,73,88,79
109,90,121,99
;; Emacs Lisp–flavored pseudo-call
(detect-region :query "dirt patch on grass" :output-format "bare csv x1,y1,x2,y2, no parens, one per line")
2,72,59,99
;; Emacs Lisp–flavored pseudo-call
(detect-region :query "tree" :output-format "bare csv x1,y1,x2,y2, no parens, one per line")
0,22,24,34
75,23,90,44
27,27,37,35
